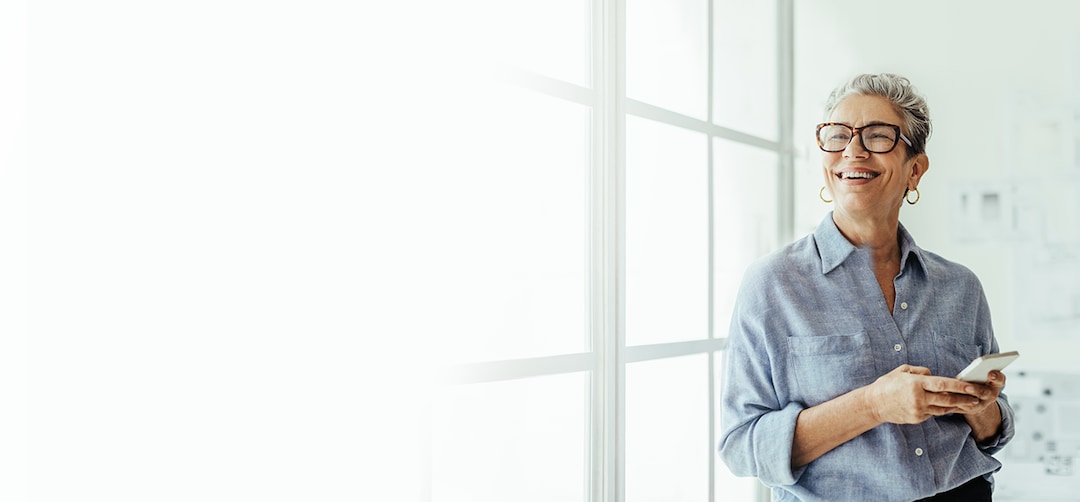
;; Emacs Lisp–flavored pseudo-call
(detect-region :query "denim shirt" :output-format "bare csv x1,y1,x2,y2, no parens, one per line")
718,213,1014,502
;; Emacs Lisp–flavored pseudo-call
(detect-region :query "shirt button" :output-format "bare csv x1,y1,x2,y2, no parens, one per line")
894,344,902,352
900,302,909,310
915,448,924,456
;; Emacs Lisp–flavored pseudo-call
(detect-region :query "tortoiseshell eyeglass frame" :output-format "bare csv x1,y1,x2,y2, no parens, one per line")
815,122,913,154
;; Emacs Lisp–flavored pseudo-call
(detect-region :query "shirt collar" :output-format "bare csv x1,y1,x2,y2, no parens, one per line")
896,220,925,275
813,212,926,275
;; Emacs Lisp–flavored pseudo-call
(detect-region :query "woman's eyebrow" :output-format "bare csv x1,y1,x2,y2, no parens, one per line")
826,120,893,126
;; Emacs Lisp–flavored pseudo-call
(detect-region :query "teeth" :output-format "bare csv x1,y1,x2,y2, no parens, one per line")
842,172,877,179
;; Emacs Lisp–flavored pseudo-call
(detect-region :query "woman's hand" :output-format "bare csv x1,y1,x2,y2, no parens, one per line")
953,370,1005,414
957,370,1006,443
791,365,1006,468
864,365,992,425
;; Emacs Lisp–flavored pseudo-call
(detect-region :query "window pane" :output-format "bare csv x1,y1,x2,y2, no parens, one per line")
714,351,761,501
492,0,590,86
441,87,589,364
713,0,778,140
430,373,588,502
626,354,709,502
626,0,708,119
626,117,708,346
713,139,778,337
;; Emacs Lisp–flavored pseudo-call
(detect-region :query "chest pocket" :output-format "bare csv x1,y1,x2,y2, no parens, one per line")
787,331,877,407
932,331,983,378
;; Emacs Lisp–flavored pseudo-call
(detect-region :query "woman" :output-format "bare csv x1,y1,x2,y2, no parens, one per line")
718,74,1014,501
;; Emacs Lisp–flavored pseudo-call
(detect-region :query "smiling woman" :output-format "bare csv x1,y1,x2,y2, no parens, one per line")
718,74,1016,501
820,91,930,255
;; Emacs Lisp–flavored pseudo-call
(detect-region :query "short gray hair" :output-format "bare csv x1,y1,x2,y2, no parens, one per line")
823,73,931,155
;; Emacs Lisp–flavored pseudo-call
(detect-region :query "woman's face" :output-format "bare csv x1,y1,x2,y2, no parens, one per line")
822,94,928,225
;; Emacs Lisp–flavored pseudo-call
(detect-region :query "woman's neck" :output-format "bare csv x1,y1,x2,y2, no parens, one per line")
833,211,903,312
832,211,901,261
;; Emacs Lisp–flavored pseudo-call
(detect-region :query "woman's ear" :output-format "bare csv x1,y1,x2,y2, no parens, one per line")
909,153,929,186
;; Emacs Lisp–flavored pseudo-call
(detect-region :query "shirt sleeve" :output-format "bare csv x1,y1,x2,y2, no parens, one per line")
976,396,1014,454
972,283,1016,454
717,279,806,487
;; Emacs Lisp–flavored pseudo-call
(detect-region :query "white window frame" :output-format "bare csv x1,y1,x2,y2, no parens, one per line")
437,1,794,501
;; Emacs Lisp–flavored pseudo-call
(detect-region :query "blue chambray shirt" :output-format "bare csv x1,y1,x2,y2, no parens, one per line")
718,213,1015,501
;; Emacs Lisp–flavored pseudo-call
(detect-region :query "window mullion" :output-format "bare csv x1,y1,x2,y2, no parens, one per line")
590,0,625,501
707,4,717,502
777,0,795,246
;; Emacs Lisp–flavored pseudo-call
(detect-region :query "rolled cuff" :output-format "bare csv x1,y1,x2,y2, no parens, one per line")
720,401,807,487
977,397,1014,454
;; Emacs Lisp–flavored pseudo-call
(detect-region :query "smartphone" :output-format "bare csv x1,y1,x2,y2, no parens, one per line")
955,351,1019,383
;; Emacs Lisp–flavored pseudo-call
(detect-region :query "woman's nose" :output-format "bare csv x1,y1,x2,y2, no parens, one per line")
842,133,869,157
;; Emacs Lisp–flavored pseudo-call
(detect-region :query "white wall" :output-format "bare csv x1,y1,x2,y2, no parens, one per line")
21,3,454,500
1,2,28,501
794,0,1080,370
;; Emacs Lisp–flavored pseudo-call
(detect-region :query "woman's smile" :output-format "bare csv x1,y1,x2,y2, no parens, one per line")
834,168,880,183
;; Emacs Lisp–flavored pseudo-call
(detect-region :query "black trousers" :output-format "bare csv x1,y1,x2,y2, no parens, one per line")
915,476,992,501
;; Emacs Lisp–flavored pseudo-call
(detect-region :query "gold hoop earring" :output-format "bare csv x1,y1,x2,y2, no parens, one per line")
819,186,833,203
905,187,920,205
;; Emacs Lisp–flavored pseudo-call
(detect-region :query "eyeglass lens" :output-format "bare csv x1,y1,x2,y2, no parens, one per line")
818,124,899,153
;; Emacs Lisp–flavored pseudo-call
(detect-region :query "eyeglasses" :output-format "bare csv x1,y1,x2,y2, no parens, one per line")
815,122,913,154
